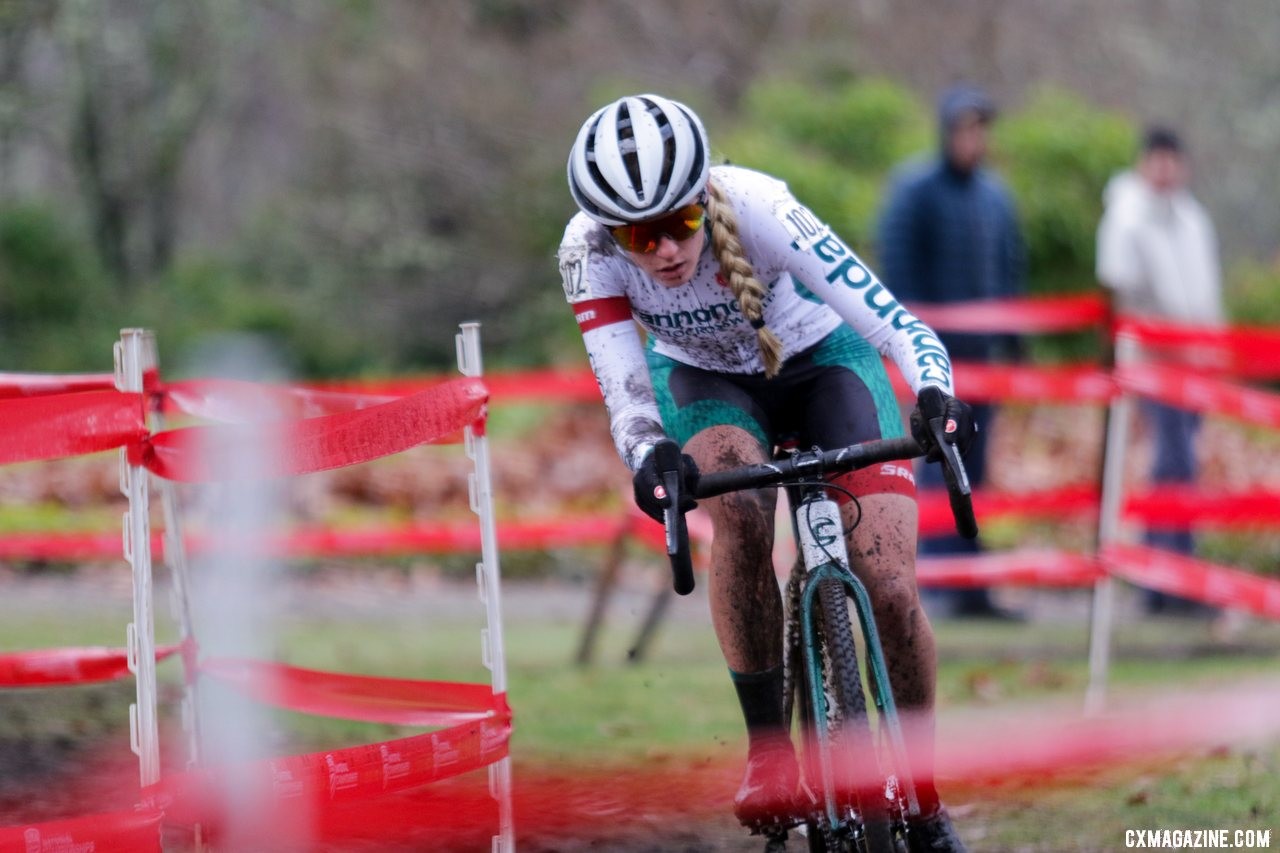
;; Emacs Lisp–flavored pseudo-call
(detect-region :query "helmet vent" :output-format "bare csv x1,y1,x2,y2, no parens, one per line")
616,102,645,203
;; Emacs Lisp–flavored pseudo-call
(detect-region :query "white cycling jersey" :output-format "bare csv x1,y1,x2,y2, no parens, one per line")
557,165,953,471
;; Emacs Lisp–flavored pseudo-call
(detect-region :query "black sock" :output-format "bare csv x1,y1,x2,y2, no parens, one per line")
729,666,787,751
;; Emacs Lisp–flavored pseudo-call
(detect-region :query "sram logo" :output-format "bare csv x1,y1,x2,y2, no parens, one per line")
880,464,916,484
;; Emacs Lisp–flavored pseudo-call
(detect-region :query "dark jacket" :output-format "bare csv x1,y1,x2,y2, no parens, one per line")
875,88,1025,361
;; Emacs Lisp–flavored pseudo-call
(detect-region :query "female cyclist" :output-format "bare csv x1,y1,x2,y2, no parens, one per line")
558,93,973,853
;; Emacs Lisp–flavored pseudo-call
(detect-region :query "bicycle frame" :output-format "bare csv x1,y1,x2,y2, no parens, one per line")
786,480,921,837
655,432,974,849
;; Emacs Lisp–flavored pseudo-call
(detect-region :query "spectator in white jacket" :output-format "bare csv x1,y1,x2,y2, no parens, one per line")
1096,126,1224,615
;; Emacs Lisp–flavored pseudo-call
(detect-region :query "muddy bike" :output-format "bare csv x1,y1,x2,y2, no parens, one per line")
653,419,976,853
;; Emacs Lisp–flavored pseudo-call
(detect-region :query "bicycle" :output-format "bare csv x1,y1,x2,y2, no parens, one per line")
653,416,976,853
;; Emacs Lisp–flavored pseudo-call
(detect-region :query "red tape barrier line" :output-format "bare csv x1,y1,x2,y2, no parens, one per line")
1115,362,1280,429
936,677,1280,785
199,658,507,727
0,372,116,398
0,517,630,562
4,482,1278,566
0,389,144,465
271,515,627,556
137,377,487,482
0,808,163,853
1118,317,1280,380
147,712,511,827
0,645,179,688
0,531,126,562
161,378,397,423
890,362,1114,405
916,549,1103,588
315,361,1117,409
917,486,1101,537
909,293,1108,334
1104,543,1280,620
1124,487,1280,529
313,368,603,404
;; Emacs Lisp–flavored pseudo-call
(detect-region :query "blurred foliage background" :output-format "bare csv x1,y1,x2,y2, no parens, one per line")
0,0,1277,376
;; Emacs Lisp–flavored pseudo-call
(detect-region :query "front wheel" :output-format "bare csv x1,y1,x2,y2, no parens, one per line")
808,576,895,853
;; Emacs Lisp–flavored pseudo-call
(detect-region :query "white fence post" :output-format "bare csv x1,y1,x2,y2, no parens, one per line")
115,328,162,786
156,442,203,770
1085,331,1139,715
456,322,515,853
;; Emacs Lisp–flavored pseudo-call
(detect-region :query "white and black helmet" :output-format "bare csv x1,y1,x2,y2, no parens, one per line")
567,94,710,226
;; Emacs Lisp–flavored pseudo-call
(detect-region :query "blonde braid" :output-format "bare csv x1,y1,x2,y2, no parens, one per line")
707,180,784,377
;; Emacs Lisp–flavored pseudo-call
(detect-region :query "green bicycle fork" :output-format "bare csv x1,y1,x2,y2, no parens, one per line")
798,558,921,833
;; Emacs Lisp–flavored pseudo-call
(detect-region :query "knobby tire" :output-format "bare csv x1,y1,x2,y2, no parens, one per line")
809,576,895,853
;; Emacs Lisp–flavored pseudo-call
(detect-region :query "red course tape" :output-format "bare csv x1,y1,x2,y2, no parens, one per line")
0,372,116,398
909,293,1108,334
147,712,511,827
138,377,487,482
917,486,1101,537
1114,362,1280,428
0,389,145,465
890,362,1114,405
1104,544,1280,619
0,808,163,853
0,645,179,687
162,378,398,422
313,368,603,404
0,517,631,563
199,657,507,727
1124,487,1280,530
916,550,1103,588
1117,317,1280,380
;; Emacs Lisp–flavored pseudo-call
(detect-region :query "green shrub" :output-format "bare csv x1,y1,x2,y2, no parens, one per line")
0,201,121,370
994,88,1136,297
724,77,1138,363
722,76,929,252
1225,258,1280,326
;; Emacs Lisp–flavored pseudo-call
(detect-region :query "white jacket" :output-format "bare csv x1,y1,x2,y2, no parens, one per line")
1096,171,1224,324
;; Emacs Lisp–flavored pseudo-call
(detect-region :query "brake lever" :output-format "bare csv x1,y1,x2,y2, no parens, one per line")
654,442,696,595
929,416,979,540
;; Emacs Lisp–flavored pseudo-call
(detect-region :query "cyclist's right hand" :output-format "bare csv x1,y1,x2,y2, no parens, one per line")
633,439,699,522
910,386,976,462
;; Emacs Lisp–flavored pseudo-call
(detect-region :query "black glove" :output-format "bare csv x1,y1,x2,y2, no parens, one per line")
910,386,977,462
632,439,700,523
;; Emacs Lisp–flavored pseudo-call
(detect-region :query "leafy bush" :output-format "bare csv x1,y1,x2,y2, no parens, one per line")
721,77,929,251
0,202,122,371
1225,258,1280,326
131,256,374,378
724,77,1138,362
994,88,1136,297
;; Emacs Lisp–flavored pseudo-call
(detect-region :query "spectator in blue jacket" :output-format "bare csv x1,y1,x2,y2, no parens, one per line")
876,83,1026,619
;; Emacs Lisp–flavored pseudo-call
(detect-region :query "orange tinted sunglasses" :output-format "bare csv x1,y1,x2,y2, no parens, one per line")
610,203,707,253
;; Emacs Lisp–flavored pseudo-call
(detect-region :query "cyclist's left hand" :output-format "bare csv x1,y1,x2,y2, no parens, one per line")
910,386,977,462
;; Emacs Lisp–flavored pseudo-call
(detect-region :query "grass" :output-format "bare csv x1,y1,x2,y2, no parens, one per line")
3,577,1278,850
961,746,1279,851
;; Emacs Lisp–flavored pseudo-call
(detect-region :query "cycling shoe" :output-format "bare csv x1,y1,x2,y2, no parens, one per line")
733,740,799,827
907,805,968,852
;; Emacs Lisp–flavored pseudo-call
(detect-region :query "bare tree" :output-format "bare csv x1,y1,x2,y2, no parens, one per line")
60,0,236,284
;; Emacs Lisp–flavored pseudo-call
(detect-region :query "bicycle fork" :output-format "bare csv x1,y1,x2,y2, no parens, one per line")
791,489,921,832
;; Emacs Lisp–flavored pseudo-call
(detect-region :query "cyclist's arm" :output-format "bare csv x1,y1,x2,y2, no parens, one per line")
754,192,955,396
559,233,666,472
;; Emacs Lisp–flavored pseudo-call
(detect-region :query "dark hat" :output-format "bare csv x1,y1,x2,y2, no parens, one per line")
938,84,998,130
1142,125,1184,153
